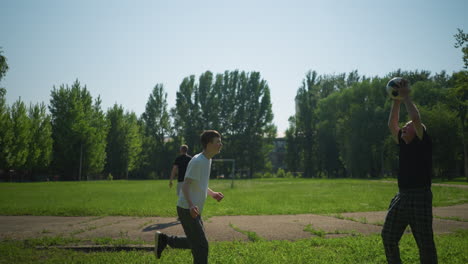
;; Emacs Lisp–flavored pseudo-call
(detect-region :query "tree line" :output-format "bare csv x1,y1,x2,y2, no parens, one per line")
286,69,466,180
286,29,467,180
0,29,466,181
0,58,276,180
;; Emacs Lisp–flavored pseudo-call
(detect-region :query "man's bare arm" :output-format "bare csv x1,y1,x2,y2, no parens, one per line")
398,79,423,139
169,165,178,187
388,100,401,143
403,97,424,140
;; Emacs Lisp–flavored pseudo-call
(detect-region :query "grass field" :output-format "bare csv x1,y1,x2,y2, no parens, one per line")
0,179,467,217
1,179,467,263
432,177,468,185
384,177,468,185
1,231,467,264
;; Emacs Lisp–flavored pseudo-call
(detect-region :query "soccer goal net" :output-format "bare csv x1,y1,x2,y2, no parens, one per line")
212,159,235,178
212,159,235,188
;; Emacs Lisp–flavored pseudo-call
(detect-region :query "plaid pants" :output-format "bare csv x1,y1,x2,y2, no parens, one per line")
381,189,438,264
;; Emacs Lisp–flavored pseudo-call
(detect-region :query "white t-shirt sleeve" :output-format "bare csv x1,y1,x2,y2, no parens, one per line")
184,159,200,181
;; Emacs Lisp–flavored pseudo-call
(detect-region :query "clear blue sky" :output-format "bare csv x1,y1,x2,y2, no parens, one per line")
1,0,466,135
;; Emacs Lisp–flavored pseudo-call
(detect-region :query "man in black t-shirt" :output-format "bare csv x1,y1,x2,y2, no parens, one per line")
169,145,192,196
382,78,437,264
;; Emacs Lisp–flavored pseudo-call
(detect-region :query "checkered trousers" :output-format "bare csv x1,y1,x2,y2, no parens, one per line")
381,189,438,264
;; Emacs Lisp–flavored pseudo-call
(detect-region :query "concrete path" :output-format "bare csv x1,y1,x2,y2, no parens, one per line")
1,204,467,243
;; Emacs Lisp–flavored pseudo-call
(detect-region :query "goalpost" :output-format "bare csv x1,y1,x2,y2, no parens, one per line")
212,159,235,189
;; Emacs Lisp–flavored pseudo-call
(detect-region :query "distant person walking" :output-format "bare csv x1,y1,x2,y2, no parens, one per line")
382,78,437,263
155,130,224,264
170,145,192,196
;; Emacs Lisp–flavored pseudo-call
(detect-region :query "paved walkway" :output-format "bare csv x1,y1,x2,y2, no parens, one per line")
1,204,467,243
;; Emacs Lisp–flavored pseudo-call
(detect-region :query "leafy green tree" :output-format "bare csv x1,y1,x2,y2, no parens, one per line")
454,28,468,69
218,71,239,136
382,135,399,177
285,116,302,174
105,105,125,178
172,76,202,152
0,48,8,82
209,71,276,176
294,71,320,178
197,71,221,130
124,112,143,177
215,71,242,168
141,84,172,178
284,67,465,180
420,104,461,178
49,80,108,180
85,96,109,177
432,70,451,88
26,103,53,179
172,71,221,154
411,81,448,107
7,99,31,178
346,70,360,87
0,49,11,172
452,29,468,180
236,72,276,175
315,94,345,178
289,72,403,179
172,70,276,176
0,89,13,171
105,104,142,179
292,71,353,177
448,71,468,180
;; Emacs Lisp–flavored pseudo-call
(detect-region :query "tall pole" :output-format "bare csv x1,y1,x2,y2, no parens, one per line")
231,160,235,189
212,159,235,188
79,142,83,181
381,144,384,178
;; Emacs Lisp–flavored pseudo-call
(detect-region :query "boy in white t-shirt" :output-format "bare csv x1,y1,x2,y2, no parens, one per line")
155,130,224,264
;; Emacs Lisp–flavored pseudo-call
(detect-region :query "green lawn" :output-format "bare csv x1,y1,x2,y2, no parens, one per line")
383,177,468,185
432,177,468,185
1,231,467,264
1,179,467,263
0,179,466,217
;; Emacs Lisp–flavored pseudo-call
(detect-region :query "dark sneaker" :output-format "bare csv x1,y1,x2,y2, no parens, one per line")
154,231,167,259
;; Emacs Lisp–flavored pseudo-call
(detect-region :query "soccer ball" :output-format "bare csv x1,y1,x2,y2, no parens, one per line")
386,77,405,100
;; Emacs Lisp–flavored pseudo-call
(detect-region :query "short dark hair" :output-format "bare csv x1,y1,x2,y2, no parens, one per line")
200,130,221,149
180,145,188,153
